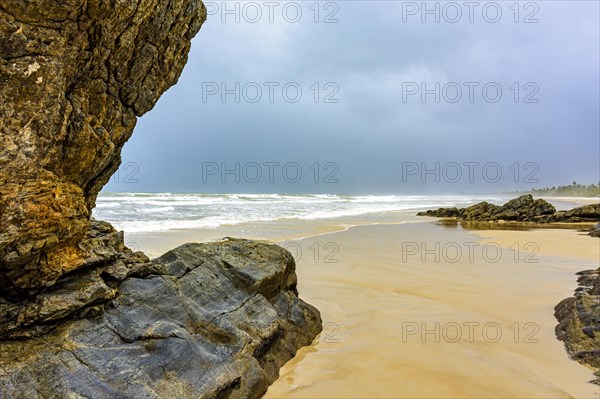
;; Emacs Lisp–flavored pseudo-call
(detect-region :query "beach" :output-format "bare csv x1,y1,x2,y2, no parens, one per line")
93,194,600,397
265,222,599,398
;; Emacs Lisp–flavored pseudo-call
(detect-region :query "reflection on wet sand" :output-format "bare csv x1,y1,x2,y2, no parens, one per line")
436,218,596,232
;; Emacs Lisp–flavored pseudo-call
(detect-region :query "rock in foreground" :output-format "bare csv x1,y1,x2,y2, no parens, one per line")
0,0,206,294
0,238,322,398
0,1,322,396
555,268,600,384
417,195,600,231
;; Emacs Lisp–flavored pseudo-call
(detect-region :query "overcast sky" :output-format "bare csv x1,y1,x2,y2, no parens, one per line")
103,0,599,194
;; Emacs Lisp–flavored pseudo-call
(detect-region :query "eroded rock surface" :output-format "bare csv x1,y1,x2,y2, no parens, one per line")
417,195,600,228
0,238,322,398
0,220,155,340
555,268,600,384
0,0,206,294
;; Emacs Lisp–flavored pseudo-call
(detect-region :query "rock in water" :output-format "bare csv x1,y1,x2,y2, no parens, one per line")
0,1,323,397
0,0,205,294
0,239,322,398
417,194,600,224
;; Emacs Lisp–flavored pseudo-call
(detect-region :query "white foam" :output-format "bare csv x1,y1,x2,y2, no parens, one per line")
94,193,504,234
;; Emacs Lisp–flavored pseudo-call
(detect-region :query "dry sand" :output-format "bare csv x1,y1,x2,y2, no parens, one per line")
264,222,600,398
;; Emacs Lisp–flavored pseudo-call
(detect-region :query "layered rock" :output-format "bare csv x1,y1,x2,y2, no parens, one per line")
0,0,206,294
555,268,600,384
0,238,322,398
417,195,600,230
0,220,155,340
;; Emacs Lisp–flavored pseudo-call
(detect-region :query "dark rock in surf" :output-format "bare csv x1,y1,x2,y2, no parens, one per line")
417,194,599,224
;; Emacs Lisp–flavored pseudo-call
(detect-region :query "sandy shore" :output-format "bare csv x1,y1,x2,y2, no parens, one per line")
264,222,600,398
123,211,425,259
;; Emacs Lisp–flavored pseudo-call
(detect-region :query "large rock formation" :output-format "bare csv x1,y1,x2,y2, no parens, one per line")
0,0,205,294
417,195,600,229
0,1,323,397
0,237,322,398
555,267,600,384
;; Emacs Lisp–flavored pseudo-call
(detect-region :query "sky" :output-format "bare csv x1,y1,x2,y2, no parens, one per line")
103,0,600,195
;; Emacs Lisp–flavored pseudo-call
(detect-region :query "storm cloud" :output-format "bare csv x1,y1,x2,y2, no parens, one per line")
104,1,600,194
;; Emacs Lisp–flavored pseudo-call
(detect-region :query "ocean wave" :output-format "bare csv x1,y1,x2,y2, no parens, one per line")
138,206,176,213
94,192,506,233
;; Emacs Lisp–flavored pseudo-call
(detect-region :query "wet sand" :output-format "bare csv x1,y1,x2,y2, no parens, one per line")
476,228,600,262
264,222,600,398
123,211,424,258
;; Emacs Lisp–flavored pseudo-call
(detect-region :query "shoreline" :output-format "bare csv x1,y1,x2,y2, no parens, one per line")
126,216,597,260
122,200,599,260
122,211,431,258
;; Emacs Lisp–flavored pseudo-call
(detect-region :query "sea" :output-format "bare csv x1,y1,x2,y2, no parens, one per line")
94,192,511,233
